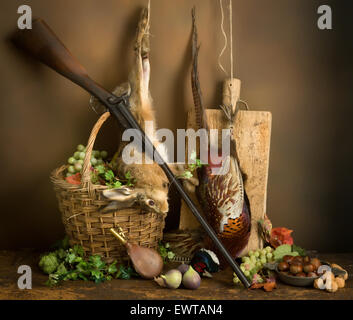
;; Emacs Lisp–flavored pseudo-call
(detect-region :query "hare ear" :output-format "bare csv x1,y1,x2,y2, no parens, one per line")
102,187,135,202
100,199,138,213
101,188,139,214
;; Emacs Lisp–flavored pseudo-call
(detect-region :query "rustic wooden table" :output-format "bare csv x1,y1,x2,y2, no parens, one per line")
0,250,352,300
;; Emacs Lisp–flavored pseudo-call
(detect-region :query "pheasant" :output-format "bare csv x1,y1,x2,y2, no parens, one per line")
190,9,251,267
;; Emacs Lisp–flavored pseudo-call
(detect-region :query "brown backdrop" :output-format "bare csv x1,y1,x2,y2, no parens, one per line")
0,0,352,252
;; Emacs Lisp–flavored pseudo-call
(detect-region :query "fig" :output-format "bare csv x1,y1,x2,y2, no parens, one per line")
290,263,303,274
310,258,321,271
156,269,182,289
278,261,289,271
283,255,294,264
177,264,190,275
182,266,201,290
303,263,315,273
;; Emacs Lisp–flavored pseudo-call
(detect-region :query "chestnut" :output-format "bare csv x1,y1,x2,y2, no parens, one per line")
292,256,304,264
278,261,289,272
296,272,306,277
310,258,321,271
307,272,318,278
303,256,311,264
283,255,294,264
290,263,303,274
303,263,315,273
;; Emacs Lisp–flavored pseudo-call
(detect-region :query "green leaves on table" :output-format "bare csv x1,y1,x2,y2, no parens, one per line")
273,244,306,261
39,237,139,286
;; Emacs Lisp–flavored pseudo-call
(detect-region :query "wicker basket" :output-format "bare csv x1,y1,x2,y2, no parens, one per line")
51,112,166,263
163,228,206,261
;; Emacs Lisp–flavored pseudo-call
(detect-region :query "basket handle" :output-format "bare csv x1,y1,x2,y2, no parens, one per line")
81,112,111,185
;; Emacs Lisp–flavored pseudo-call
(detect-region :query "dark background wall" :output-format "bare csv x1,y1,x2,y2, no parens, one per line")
0,0,352,252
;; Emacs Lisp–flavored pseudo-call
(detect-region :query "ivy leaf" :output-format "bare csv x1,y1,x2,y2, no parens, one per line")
66,253,77,264
78,274,89,281
292,244,306,257
108,262,118,274
96,165,106,175
91,270,103,279
108,180,122,189
72,245,84,257
116,265,137,280
89,255,106,270
76,261,89,273
104,170,115,182
167,251,175,260
182,171,193,179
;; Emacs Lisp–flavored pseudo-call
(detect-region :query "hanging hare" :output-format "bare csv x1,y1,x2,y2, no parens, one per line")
91,8,170,215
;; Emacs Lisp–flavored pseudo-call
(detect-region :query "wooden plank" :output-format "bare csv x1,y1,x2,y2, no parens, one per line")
179,109,272,255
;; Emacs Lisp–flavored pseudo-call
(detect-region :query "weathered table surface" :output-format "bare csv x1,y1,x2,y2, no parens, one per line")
0,250,352,300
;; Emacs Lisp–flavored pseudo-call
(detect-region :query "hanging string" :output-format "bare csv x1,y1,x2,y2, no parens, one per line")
218,0,234,78
218,0,228,76
229,0,234,79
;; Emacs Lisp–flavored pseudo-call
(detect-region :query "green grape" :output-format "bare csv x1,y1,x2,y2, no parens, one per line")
255,261,262,269
247,263,254,272
244,270,250,277
100,151,108,159
91,150,99,158
68,166,75,174
243,263,252,271
240,265,246,272
261,249,267,255
77,144,85,152
91,157,98,166
66,173,73,177
260,254,267,261
242,256,250,263
68,157,76,165
74,162,82,172
79,152,86,160
260,257,267,265
265,246,272,253
250,255,257,263
254,251,260,258
233,277,240,284
266,252,273,260
96,159,104,165
77,159,84,165
248,250,254,256
74,151,81,160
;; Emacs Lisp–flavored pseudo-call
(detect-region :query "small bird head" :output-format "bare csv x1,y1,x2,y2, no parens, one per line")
190,248,220,277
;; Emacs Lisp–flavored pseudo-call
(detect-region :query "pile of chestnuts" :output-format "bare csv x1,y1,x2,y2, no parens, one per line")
278,255,322,278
